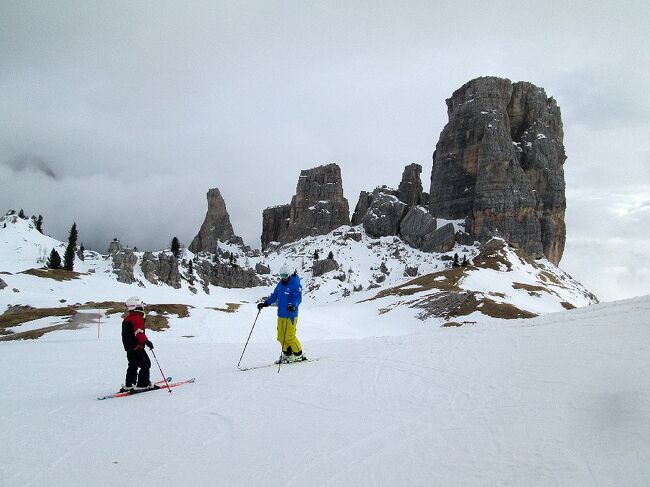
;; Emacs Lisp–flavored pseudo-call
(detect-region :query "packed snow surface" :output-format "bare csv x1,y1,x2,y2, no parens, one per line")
1,295,649,486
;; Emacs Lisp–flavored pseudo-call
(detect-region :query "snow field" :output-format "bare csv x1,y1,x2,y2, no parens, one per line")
1,296,649,486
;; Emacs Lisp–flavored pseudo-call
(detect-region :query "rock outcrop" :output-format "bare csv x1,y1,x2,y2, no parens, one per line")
195,260,261,290
261,163,350,249
352,164,429,226
255,263,271,275
362,189,409,238
141,252,182,288
420,222,456,253
112,249,138,284
399,206,436,249
352,164,451,251
108,238,122,255
312,258,339,277
397,163,427,208
351,191,372,226
190,188,242,254
429,76,566,263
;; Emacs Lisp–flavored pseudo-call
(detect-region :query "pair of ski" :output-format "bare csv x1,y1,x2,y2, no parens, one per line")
98,357,315,398
238,356,317,371
97,377,195,400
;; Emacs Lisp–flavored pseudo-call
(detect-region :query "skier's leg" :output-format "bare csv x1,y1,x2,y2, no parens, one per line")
284,317,302,355
135,349,152,388
277,318,291,361
125,351,138,387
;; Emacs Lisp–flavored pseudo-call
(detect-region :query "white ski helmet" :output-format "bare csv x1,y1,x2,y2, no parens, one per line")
279,263,291,278
125,296,144,310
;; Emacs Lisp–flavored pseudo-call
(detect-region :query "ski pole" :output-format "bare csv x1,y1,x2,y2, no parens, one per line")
150,348,172,394
278,319,289,374
237,308,261,368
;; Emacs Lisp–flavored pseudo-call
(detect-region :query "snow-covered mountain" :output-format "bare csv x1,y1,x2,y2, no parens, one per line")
1,211,598,334
1,211,596,341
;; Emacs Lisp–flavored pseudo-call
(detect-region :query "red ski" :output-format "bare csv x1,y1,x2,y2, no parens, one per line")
97,378,195,400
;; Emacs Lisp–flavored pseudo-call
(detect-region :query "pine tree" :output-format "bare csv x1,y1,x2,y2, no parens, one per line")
36,215,43,233
452,253,460,268
313,250,319,260
188,259,193,274
171,237,181,258
63,223,78,271
461,255,468,267
18,209,26,219
328,251,334,259
47,249,62,269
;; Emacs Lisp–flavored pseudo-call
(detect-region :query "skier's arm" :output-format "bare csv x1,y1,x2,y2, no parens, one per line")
132,317,148,350
265,284,280,306
293,282,302,307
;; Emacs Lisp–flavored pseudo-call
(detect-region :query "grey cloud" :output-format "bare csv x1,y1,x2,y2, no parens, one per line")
2,154,57,179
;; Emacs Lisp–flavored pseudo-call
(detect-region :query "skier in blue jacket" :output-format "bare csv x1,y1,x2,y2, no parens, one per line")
257,263,305,363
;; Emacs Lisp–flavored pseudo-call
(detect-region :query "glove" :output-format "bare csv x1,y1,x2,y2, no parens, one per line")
145,340,154,350
257,302,268,310
287,303,296,312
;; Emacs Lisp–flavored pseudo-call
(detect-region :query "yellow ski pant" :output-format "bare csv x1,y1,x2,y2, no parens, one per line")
277,317,302,354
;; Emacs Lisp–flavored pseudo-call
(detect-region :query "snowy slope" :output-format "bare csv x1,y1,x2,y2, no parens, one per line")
1,294,649,486
0,212,648,486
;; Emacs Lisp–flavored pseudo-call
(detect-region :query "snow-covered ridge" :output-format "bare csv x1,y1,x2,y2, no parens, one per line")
1,213,596,341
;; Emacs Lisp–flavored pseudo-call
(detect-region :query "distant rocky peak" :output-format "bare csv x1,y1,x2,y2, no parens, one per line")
189,188,243,254
261,163,350,249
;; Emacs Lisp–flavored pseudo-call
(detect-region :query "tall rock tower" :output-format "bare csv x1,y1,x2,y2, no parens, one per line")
189,188,242,254
261,163,350,249
429,76,566,264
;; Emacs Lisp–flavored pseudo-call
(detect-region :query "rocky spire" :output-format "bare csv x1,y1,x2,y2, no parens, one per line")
396,163,426,208
189,188,242,254
429,76,566,264
261,163,350,249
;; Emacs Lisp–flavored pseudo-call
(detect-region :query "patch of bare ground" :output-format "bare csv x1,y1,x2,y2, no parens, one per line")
470,239,514,271
512,282,549,293
453,294,538,320
412,291,537,321
137,304,193,332
361,266,467,302
21,268,84,281
0,306,77,330
539,271,564,286
0,302,193,339
442,320,477,328
208,303,241,313
560,301,576,310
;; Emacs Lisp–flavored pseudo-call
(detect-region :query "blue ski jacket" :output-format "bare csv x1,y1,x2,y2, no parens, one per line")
264,274,302,320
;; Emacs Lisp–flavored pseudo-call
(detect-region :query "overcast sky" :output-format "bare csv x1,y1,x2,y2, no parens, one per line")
1,0,648,301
